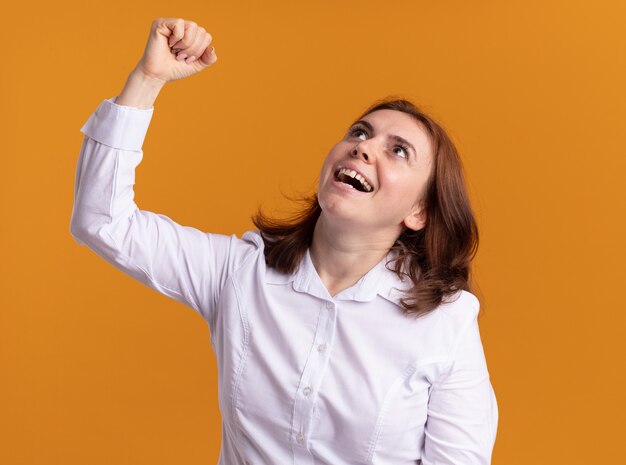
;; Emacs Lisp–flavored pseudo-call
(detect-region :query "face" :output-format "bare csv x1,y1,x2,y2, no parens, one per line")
317,109,434,237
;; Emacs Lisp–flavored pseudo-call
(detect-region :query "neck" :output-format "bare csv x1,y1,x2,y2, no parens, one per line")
309,213,398,297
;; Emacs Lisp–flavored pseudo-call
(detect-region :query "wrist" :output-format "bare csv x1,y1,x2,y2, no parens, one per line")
130,66,168,89
116,68,165,110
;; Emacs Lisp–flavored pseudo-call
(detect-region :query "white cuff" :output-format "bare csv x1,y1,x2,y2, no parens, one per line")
80,96,154,151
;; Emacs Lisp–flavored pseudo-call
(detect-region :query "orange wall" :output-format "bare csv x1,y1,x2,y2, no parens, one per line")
2,1,624,463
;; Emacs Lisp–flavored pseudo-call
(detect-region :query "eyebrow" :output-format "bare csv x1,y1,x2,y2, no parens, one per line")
350,119,417,157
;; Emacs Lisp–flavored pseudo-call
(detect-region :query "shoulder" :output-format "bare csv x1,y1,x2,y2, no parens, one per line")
206,229,266,275
208,229,264,251
408,290,480,355
434,290,483,359
441,289,480,316
240,229,265,249
438,289,481,329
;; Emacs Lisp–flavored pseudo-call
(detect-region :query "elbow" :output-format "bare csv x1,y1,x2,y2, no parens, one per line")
69,207,134,251
69,208,105,246
69,215,91,246
69,223,87,246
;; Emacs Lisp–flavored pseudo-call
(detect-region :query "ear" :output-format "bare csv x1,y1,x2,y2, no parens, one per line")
402,204,427,231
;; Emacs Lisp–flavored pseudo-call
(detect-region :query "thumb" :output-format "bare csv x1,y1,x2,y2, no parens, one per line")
154,18,184,48
198,45,217,66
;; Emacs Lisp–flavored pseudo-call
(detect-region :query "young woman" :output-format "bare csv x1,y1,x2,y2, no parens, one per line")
70,17,498,465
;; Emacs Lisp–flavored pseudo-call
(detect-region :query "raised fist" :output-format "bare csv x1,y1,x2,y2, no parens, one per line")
135,18,217,83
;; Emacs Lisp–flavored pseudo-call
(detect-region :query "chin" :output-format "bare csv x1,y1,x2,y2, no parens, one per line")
318,199,366,226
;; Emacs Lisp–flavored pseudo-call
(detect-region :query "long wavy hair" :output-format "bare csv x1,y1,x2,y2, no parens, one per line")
252,97,480,318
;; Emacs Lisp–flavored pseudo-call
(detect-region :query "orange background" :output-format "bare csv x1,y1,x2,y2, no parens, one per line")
2,0,625,463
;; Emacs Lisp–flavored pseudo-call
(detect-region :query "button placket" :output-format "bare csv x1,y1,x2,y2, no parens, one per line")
290,299,336,455
316,302,333,357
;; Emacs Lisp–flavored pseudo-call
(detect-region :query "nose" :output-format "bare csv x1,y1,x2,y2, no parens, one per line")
350,139,377,162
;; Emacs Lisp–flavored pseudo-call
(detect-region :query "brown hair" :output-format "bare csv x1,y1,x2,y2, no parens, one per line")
252,97,480,318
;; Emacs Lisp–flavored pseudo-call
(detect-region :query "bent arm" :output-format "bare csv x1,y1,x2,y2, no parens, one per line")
69,95,244,328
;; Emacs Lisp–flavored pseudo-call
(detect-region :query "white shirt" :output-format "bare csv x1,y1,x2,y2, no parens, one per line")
70,96,498,465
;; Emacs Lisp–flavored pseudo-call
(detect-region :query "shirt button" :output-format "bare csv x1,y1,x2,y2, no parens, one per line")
296,432,305,444
317,343,327,353
326,302,333,309
303,386,312,396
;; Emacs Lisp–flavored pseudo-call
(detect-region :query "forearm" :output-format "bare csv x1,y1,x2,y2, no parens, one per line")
115,68,166,109
71,93,154,240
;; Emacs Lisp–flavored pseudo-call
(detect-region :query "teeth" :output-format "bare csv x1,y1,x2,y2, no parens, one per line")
338,167,373,192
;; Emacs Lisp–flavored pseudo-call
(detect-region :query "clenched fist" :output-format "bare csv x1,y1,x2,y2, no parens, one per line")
135,18,217,84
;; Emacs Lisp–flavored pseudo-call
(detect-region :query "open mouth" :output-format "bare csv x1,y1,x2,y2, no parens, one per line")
334,167,373,193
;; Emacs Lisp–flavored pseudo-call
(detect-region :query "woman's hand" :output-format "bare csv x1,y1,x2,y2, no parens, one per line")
134,17,217,84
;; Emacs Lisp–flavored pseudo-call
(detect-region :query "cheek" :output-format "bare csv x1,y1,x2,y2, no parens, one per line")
316,160,332,194
318,158,332,185
319,148,341,180
384,172,424,202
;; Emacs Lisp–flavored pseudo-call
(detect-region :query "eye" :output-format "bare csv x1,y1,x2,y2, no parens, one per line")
392,145,409,158
348,126,368,141
354,130,367,140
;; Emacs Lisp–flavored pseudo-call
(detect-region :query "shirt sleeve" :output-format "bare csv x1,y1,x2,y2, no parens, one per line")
69,96,257,328
421,302,499,465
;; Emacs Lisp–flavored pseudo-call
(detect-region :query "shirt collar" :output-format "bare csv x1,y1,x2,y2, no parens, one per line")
264,243,411,305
